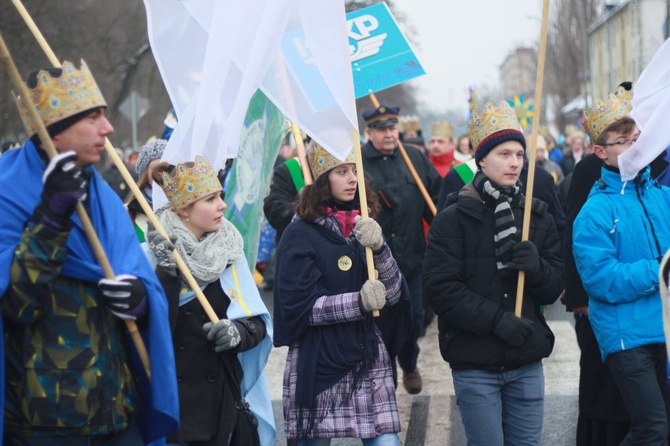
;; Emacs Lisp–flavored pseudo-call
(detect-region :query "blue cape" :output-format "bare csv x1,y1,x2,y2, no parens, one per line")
0,141,179,443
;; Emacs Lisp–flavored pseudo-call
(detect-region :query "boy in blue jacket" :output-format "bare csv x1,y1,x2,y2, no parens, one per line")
573,90,670,445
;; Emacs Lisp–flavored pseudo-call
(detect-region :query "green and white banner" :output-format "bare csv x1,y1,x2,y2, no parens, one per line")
224,90,285,270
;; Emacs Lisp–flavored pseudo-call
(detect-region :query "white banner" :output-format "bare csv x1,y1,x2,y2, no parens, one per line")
618,38,670,181
144,0,357,172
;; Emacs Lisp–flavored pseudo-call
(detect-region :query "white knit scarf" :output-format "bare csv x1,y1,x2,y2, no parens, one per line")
155,204,244,285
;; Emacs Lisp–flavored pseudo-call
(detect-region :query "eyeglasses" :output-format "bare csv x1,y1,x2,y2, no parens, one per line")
601,134,640,148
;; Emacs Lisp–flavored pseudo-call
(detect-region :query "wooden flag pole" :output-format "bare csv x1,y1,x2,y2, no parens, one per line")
12,0,220,324
352,128,380,318
515,0,550,317
290,122,313,186
0,32,153,379
368,93,437,216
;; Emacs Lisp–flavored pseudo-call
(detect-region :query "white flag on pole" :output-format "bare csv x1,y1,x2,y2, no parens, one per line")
144,0,357,173
618,38,670,181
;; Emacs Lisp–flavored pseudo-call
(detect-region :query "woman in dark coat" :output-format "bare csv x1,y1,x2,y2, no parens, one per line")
424,102,564,446
146,155,274,446
274,142,411,445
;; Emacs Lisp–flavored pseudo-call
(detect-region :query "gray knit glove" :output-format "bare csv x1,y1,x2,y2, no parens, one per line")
203,319,241,352
360,279,386,312
147,226,178,276
354,216,383,251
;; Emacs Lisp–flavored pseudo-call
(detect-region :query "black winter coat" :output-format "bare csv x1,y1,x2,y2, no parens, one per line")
361,141,441,278
423,183,563,371
158,269,266,445
263,162,298,244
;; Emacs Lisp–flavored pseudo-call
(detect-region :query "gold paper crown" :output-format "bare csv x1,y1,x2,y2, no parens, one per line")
15,60,107,137
615,85,633,112
431,120,453,138
583,93,629,142
467,102,522,150
307,142,356,179
162,155,223,210
399,115,421,133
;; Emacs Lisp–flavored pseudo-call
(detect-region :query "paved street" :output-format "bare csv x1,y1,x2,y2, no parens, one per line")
260,289,580,446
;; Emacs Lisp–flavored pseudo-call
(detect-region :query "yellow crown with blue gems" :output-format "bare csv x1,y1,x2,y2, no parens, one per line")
467,102,522,150
399,115,422,134
307,142,356,179
162,155,223,210
14,60,107,137
583,93,629,143
431,120,454,138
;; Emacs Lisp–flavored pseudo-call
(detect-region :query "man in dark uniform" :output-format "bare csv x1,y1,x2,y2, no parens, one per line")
361,105,441,394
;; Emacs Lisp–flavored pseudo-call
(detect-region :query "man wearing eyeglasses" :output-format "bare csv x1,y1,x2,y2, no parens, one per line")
573,91,670,445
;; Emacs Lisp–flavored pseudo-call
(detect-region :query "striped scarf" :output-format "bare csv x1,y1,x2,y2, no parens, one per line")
472,171,521,270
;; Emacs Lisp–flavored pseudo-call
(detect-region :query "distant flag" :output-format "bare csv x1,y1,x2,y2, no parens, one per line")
467,83,477,121
507,94,534,130
618,38,670,181
143,0,357,172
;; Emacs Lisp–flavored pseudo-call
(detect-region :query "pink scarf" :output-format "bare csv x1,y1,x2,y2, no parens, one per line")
326,207,361,237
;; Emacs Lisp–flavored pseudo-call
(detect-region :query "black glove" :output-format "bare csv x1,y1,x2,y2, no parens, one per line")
203,319,241,352
147,225,178,276
493,311,535,347
34,151,88,231
507,241,541,277
98,274,147,320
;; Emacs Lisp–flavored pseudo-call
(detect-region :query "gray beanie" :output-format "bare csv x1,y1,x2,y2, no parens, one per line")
136,139,167,177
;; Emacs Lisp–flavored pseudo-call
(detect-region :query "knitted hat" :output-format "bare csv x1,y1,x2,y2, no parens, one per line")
136,139,168,177
307,142,356,179
468,102,526,166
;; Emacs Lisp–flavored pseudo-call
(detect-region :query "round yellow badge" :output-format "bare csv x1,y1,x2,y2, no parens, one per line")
338,255,352,271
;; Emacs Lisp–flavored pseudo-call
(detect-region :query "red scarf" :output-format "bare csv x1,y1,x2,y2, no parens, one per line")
429,150,459,177
326,207,361,237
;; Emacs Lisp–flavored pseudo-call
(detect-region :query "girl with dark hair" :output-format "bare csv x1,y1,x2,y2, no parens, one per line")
274,143,411,446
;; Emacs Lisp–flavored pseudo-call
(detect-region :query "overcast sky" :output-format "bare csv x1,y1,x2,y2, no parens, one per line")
390,0,544,116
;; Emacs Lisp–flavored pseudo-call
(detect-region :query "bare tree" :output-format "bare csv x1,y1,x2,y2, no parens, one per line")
0,0,172,150
545,0,597,133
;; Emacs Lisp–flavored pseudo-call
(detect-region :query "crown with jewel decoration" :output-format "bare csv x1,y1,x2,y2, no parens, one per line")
583,93,629,142
14,60,107,137
615,85,633,112
467,102,522,150
307,141,356,179
431,120,454,138
399,115,422,134
161,155,223,210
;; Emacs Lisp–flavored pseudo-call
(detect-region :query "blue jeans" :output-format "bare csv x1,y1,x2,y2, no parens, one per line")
297,433,399,446
606,344,670,445
451,361,545,446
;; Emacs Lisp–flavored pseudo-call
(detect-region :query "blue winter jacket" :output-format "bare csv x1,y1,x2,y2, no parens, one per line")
573,166,670,362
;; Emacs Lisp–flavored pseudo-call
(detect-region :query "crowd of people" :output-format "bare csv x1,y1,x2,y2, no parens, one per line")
1,56,670,446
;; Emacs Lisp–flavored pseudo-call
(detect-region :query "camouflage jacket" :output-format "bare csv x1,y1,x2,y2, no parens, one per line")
2,223,140,437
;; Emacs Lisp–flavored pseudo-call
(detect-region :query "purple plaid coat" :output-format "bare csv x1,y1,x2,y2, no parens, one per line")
280,215,403,440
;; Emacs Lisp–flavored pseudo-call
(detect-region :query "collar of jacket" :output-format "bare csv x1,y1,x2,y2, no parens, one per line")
597,165,653,194
452,182,548,221
362,140,398,159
